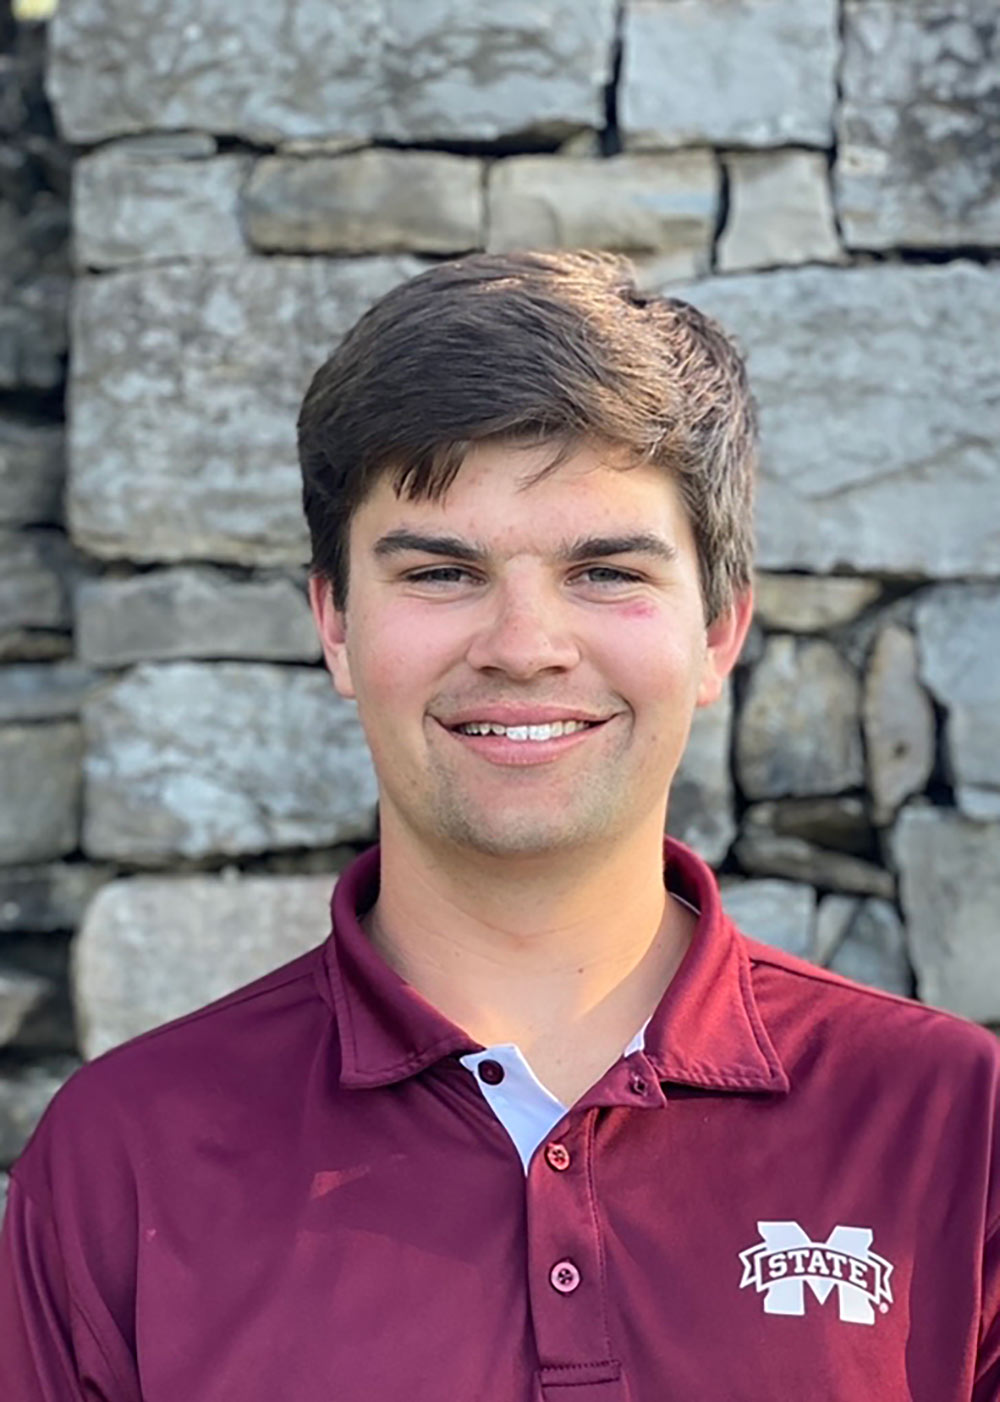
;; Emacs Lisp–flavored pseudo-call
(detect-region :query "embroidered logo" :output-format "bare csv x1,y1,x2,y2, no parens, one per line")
738,1221,894,1325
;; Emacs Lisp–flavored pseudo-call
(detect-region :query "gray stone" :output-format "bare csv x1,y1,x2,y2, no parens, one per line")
0,632,73,664
487,153,718,280
961,795,1000,823
735,831,894,899
0,529,73,633
719,150,844,273
863,624,936,824
241,845,359,877
76,568,321,666
815,893,858,965
83,663,377,861
0,418,64,526
0,19,49,136
681,265,1000,577
0,863,111,934
916,585,1000,819
0,187,69,289
743,797,873,855
739,619,766,670
74,871,339,1058
736,636,864,799
667,679,734,866
279,137,369,157
0,23,69,400
753,574,882,633
0,967,51,1047
0,272,69,391
895,805,1000,1021
49,0,615,144
0,1057,79,1166
74,149,248,269
0,936,75,1054
0,662,101,723
0,722,83,863
0,231,56,336
622,0,837,149
245,151,483,255
837,0,1000,250
721,878,817,960
839,597,925,676
98,131,219,159
558,130,602,157
824,898,912,997
67,257,419,565
0,104,68,232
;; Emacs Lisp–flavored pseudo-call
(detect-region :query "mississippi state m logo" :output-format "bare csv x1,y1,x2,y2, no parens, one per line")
738,1221,894,1326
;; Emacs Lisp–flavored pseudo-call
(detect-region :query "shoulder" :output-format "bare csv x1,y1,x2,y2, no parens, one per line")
13,943,334,1197
738,926,1000,1227
82,940,330,1087
741,927,1000,1086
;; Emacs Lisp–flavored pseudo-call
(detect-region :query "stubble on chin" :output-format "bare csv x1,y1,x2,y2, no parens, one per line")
423,762,634,859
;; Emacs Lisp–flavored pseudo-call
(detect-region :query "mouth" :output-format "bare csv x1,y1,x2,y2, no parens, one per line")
450,719,597,742
435,715,613,766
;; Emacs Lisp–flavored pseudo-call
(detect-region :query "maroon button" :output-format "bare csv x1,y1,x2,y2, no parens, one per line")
544,1142,571,1171
549,1260,581,1294
478,1059,505,1085
628,1073,648,1096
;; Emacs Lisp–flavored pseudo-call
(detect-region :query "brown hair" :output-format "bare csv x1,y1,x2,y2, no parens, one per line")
298,250,757,622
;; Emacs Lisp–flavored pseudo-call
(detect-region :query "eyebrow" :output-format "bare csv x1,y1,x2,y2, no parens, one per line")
372,529,678,565
562,533,678,565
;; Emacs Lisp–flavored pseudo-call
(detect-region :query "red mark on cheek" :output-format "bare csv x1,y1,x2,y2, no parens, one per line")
615,599,659,620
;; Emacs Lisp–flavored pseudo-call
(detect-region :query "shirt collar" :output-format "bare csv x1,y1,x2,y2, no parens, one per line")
638,839,789,1095
320,839,788,1097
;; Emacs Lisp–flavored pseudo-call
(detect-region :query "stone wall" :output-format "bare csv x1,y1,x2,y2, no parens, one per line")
1,0,78,1211
2,0,999,1195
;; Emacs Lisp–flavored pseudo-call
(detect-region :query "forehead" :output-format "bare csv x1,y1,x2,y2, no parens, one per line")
352,440,690,548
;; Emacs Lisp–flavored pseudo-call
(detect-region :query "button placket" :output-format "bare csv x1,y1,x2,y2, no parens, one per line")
525,1110,614,1375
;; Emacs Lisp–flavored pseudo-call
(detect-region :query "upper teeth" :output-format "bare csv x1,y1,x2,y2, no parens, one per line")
456,720,592,741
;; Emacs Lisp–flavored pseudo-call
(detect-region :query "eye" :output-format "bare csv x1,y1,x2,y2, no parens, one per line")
575,566,643,586
404,565,481,585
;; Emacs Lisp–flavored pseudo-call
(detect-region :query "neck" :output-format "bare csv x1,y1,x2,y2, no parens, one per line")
363,816,693,1105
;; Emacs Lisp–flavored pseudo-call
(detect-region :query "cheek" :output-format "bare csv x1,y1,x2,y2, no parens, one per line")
350,606,457,707
593,610,707,713
598,602,704,668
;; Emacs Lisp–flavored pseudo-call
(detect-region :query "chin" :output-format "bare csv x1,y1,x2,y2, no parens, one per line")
434,808,615,859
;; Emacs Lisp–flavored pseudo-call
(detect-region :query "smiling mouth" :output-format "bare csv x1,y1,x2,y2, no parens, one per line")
451,720,598,742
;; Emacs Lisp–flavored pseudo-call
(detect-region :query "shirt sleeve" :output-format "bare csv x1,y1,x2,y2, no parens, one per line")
0,1172,128,1402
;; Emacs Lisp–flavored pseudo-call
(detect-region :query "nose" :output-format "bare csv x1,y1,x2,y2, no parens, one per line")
464,576,581,679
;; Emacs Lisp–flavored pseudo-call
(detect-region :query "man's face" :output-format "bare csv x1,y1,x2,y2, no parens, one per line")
310,440,751,863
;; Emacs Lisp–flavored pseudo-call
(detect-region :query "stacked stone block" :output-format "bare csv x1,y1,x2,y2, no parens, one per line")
0,0,998,1189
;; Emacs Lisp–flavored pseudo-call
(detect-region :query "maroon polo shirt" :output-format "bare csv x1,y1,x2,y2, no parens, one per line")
3,838,1000,1401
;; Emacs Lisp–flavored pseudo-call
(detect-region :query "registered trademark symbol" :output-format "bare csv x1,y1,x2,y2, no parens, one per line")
879,1304,889,1314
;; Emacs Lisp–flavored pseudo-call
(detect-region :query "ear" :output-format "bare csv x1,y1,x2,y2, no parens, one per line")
696,586,754,708
308,575,355,700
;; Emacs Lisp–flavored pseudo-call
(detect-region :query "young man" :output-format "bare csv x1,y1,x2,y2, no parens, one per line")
2,252,999,1400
